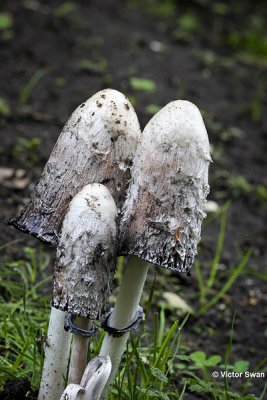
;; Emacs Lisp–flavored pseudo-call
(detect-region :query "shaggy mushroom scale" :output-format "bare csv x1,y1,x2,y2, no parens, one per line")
120,100,211,273
8,89,140,245
99,100,211,399
53,183,118,319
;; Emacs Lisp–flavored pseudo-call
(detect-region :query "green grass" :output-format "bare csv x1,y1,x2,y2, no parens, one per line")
211,172,267,205
0,12,14,41
78,57,108,74
225,15,267,62
129,77,157,93
0,246,50,392
11,137,43,166
0,97,10,116
0,223,266,399
53,2,78,19
195,203,252,315
108,316,186,399
19,69,48,109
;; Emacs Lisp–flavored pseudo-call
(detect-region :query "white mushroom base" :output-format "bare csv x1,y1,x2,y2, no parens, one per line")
99,256,149,399
38,307,71,400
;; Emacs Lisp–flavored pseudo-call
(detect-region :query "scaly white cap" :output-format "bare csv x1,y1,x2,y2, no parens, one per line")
8,89,141,245
53,183,118,319
120,100,211,273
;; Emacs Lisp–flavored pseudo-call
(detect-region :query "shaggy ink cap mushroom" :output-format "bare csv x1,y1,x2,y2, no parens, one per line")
120,100,211,274
8,89,141,245
98,100,211,398
52,183,118,320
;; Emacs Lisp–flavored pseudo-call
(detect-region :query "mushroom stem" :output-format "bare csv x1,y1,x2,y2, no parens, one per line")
60,356,112,400
51,183,118,398
68,317,92,384
38,307,71,400
99,256,149,399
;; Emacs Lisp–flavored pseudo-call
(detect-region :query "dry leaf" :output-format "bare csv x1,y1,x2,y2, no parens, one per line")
162,291,193,313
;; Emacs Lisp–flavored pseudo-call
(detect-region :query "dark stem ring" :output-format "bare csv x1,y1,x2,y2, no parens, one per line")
64,314,98,337
101,305,145,337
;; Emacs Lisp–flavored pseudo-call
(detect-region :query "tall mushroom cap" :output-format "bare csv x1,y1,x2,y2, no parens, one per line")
8,89,141,246
53,183,118,319
119,100,211,273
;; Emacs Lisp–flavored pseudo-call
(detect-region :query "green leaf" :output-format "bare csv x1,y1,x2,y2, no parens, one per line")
130,77,156,93
150,367,168,383
53,2,77,18
190,351,206,366
178,355,191,362
176,363,186,369
212,2,230,15
233,360,249,373
0,13,13,30
0,97,10,116
178,13,199,32
79,58,107,73
205,355,222,367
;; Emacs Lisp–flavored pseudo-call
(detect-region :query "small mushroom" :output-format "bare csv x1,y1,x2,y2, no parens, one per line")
99,100,211,397
54,183,117,384
8,89,141,245
53,183,118,319
39,184,118,398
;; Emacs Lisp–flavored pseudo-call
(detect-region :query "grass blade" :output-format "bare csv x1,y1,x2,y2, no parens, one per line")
19,69,48,108
198,249,251,315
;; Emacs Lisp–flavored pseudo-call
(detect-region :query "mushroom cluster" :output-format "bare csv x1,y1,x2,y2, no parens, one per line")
8,89,210,400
